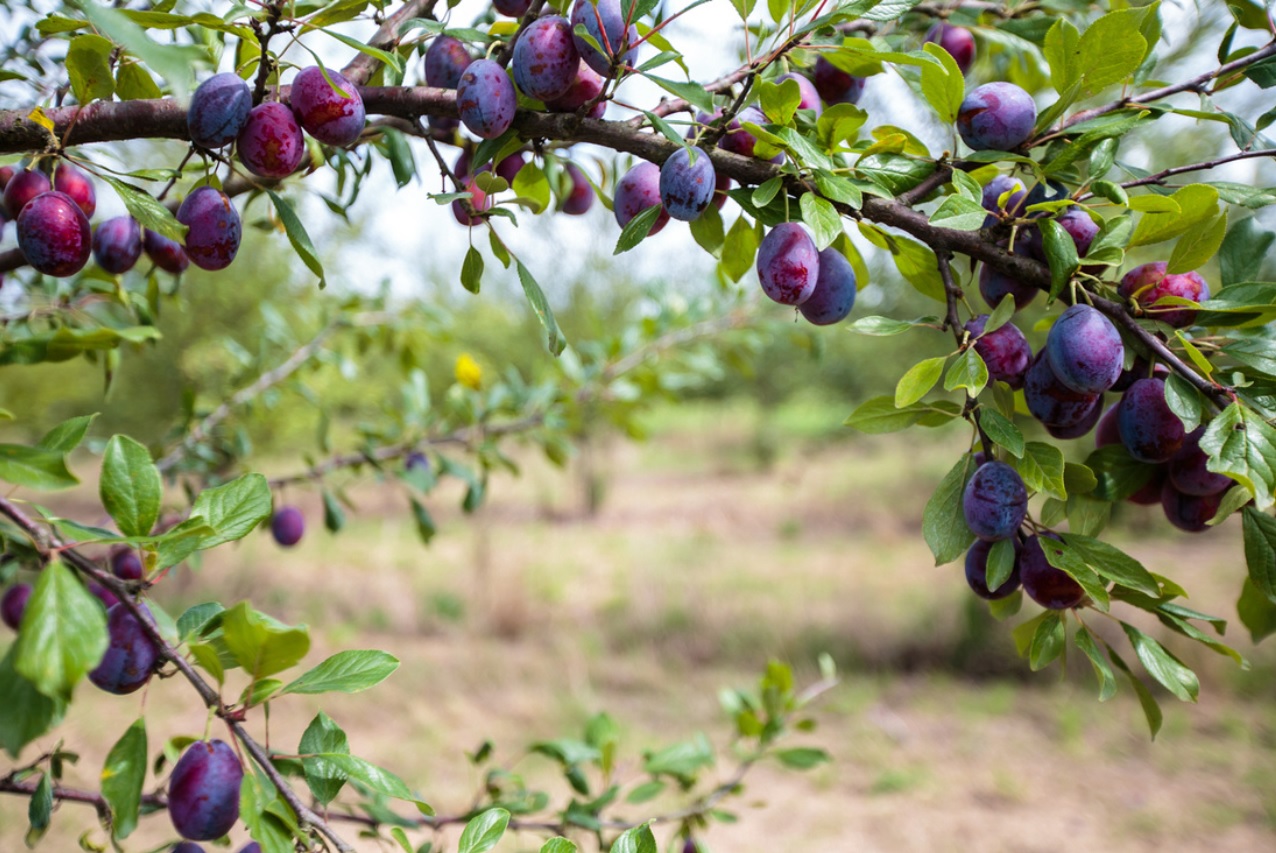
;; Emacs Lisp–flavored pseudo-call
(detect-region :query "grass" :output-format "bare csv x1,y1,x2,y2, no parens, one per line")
3,398,1276,851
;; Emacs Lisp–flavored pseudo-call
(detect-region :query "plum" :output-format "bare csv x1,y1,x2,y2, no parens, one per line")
711,171,731,210
1168,428,1231,497
187,72,252,150
719,106,779,161
176,187,241,271
1112,357,1169,393
452,177,492,226
561,163,595,215
659,146,715,221
1117,378,1185,463
512,16,579,102
980,175,1025,216
957,82,1036,151
545,61,607,118
756,222,819,305
53,163,96,217
405,451,430,473
425,36,473,89
238,102,306,178
1118,261,1210,328
570,0,638,77
964,539,1021,600
964,314,1031,389
144,229,190,274
1128,466,1168,506
93,216,143,275
110,546,145,580
89,582,119,610
17,191,92,276
774,72,822,117
979,263,1037,312
1054,207,1098,258
291,66,365,147
3,168,51,219
962,460,1027,541
89,603,161,694
1023,350,1101,431
799,248,857,326
613,161,669,235
238,845,262,853
1043,397,1104,440
1019,535,1086,609
172,844,206,853
1,583,31,630
1095,404,1120,448
812,56,864,105
456,59,517,140
271,505,305,547
1044,304,1123,395
925,23,975,74
495,0,532,14
1161,480,1225,532
495,153,525,184
168,740,243,841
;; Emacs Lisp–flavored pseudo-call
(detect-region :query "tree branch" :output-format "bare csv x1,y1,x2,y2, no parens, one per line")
341,0,441,87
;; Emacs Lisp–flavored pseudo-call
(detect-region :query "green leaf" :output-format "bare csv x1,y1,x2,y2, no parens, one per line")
1108,647,1162,739
308,753,427,808
13,560,108,700
978,409,1024,458
985,539,1017,592
267,190,325,287
515,260,566,357
1077,9,1148,95
410,497,436,545
1062,534,1161,597
513,162,552,213
1028,611,1065,671
38,414,97,454
541,839,578,853
100,175,187,242
1039,537,1110,611
928,194,986,231
220,602,310,680
100,718,147,838
1201,402,1276,510
0,444,78,490
73,0,203,99
1167,210,1227,274
721,216,760,282
1010,441,1067,501
846,315,935,336
843,397,962,434
100,435,161,538
1074,627,1117,701
186,473,273,549
1039,218,1079,298
799,192,842,249
1044,17,1081,93
460,246,484,294
299,712,349,806
1130,184,1219,247
114,60,161,100
0,647,66,758
943,348,988,396
775,746,830,770
321,488,344,533
625,780,665,804
918,44,964,124
644,74,715,114
923,455,977,566
1238,577,1276,643
28,771,52,845
758,77,801,125
894,356,946,408
1242,506,1276,603
66,33,115,103
611,823,658,853
281,650,399,696
459,807,510,853
1121,622,1199,702
614,204,664,254
1219,217,1275,287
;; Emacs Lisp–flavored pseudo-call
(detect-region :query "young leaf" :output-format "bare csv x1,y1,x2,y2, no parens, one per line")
895,356,947,408
458,807,510,853
100,435,162,538
220,602,310,680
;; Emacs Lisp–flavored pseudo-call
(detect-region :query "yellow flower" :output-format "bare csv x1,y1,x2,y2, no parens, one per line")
455,353,482,390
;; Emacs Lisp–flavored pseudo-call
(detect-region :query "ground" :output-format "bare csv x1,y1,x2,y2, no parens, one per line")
3,398,1275,851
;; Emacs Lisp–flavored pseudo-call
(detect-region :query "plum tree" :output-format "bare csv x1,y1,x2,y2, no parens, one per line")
167,740,244,841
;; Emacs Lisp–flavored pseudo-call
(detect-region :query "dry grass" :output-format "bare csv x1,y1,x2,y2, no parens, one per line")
3,401,1276,851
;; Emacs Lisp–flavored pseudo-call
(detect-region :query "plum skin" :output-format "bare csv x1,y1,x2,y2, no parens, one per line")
424,36,472,89
964,315,1031,389
957,82,1036,151
1118,261,1210,328
1024,350,1101,431
93,216,143,275
1161,480,1224,532
494,0,531,15
89,603,162,694
168,740,244,841
3,168,52,219
545,61,607,118
561,163,595,215
660,147,715,222
812,56,864,105
1,583,31,630
614,162,670,235
144,229,190,274
512,16,579,102
17,191,92,277
1118,378,1185,463
1168,428,1231,497
925,23,975,74
1044,304,1124,395
570,0,638,77
291,66,366,147
110,546,145,580
962,460,1028,542
271,505,306,547
980,175,1025,215
799,248,857,326
1019,535,1087,609
176,187,241,272
756,223,820,306
187,73,252,150
456,60,517,140
965,539,1021,600
238,102,306,178
53,163,96,217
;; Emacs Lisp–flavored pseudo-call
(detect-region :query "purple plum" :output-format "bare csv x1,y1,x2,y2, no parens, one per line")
799,248,857,326
962,460,1027,541
512,16,579,102
16,191,91,276
176,187,241,271
774,72,822,117
291,66,365,146
53,163,96,217
570,0,638,77
456,59,517,140
545,61,607,118
187,73,252,150
271,505,305,547
89,603,161,695
1118,262,1210,328
110,546,145,580
1020,535,1086,609
168,740,243,840
561,163,595,215
1161,480,1225,532
756,222,819,305
613,161,669,235
965,539,1021,600
1024,350,1102,431
144,229,190,274
659,146,715,221
237,101,306,178
1168,428,1231,497
925,23,975,74
957,82,1036,151
964,314,1031,389
425,36,473,89
1117,378,1185,463
3,168,51,219
1,583,31,630
93,216,143,275
812,56,865,105
494,0,532,16
1044,304,1124,395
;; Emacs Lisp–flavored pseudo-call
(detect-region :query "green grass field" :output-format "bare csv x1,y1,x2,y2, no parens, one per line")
4,399,1276,851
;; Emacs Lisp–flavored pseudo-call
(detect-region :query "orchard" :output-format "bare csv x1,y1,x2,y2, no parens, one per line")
1,0,1276,850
